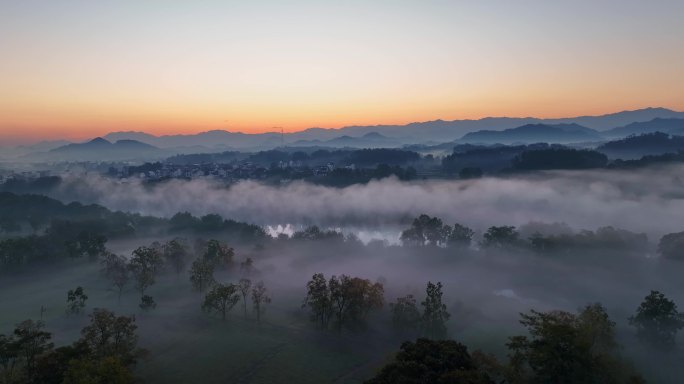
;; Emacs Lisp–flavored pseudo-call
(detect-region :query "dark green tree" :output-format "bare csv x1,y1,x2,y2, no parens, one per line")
481,226,520,248
629,290,684,349
203,239,234,268
127,246,163,296
0,334,20,383
13,319,54,380
101,252,129,302
400,215,451,247
507,304,643,384
365,338,493,384
421,281,450,339
329,275,384,330
303,273,332,329
390,294,421,335
447,223,475,249
78,309,139,366
189,257,216,293
658,231,684,260
202,283,240,321
163,238,190,276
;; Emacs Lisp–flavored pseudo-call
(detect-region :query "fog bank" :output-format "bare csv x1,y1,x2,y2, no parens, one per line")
52,165,684,238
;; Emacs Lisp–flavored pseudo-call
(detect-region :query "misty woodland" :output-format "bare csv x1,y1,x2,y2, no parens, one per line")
3,1,684,383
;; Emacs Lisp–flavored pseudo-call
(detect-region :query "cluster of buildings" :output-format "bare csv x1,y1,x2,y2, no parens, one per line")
107,161,343,181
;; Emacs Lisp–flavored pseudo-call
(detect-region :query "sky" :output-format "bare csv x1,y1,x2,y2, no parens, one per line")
1,0,683,144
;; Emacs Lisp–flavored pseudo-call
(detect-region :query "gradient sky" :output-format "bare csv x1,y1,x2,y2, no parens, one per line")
1,0,683,144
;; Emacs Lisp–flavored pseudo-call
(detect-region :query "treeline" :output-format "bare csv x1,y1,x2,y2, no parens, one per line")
399,214,653,255
298,273,684,383
0,192,265,240
98,237,271,320
0,309,141,383
443,133,684,178
165,148,421,167
369,290,684,383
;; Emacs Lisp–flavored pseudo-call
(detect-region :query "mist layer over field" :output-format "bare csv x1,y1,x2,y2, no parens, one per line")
51,164,684,239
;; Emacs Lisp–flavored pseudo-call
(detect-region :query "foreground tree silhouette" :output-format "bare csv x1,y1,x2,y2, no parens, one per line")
506,304,644,384
25,309,140,383
629,290,684,349
79,309,139,366
202,283,240,321
365,338,493,384
13,320,53,381
421,281,450,339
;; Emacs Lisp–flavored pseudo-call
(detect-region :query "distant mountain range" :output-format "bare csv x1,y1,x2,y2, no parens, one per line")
4,107,684,162
602,118,684,138
25,138,168,162
459,123,603,144
100,107,684,148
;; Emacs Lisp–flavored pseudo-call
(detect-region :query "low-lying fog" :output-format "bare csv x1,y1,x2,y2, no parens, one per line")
50,164,684,240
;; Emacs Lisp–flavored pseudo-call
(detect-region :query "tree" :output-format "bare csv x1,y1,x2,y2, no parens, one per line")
629,290,684,349
77,231,108,261
0,334,20,383
238,278,252,318
421,281,450,339
329,275,384,330
447,223,475,249
127,246,163,296
203,239,234,268
67,286,88,315
480,226,520,249
189,257,215,293
163,238,190,276
202,283,240,321
79,309,139,366
139,295,156,312
240,257,255,276
303,273,332,329
63,356,134,384
101,252,130,302
13,319,53,380
251,281,272,324
400,214,451,247
505,304,644,384
365,338,493,384
390,294,421,335
658,231,684,260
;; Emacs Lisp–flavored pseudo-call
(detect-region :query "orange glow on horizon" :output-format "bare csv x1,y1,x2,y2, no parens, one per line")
1,1,683,144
